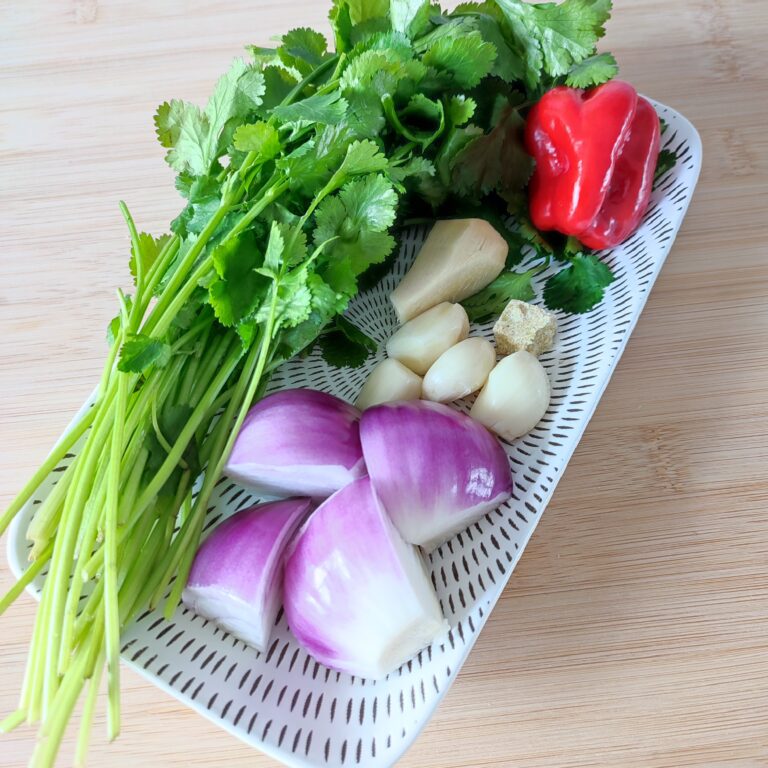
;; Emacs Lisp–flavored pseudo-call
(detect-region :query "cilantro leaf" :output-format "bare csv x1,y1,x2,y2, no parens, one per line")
259,265,313,329
340,139,389,175
329,0,355,52
278,27,330,76
390,0,431,38
279,136,387,198
171,195,221,239
118,334,172,373
654,148,677,184
345,90,388,137
315,174,398,243
255,66,299,115
262,221,285,275
462,269,537,322
325,230,396,285
272,90,348,126
411,123,482,206
330,139,389,186
204,59,266,155
422,29,497,88
106,296,134,347
341,173,398,230
278,140,342,195
340,52,398,96
473,13,527,83
129,232,172,283
340,49,426,100
252,223,314,331
431,12,526,84
382,92,445,148
278,222,309,267
347,0,390,25
389,155,435,183
452,103,533,202
543,253,615,313
154,59,265,174
565,51,618,87
271,272,349,363
447,95,477,127
314,174,398,290
318,316,378,368
248,45,283,67
208,232,270,327
232,121,282,158
315,123,359,158
154,100,209,175
495,0,612,89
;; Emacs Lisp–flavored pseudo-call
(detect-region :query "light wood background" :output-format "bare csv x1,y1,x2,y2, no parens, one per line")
1,1,767,766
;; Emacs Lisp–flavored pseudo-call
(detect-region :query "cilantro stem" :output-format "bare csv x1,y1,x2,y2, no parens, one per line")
26,459,77,559
162,274,279,617
138,235,181,317
58,461,108,675
40,395,115,715
0,542,53,618
131,339,242,519
223,178,289,243
143,201,234,339
281,55,340,107
75,649,104,768
0,708,26,734
33,624,103,768
104,365,129,741
176,323,213,403
119,202,145,332
148,335,264,611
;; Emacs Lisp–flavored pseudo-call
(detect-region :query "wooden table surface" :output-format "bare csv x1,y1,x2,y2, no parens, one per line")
2,1,767,766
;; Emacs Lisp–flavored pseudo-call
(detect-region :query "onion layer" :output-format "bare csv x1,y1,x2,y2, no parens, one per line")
183,497,312,651
283,477,446,679
225,388,365,498
360,400,513,551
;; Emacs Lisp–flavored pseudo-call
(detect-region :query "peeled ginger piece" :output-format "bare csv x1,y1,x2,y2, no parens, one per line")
390,219,508,322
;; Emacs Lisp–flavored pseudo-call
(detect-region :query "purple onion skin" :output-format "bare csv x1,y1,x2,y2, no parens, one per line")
225,388,365,498
360,400,513,551
283,476,446,679
183,497,312,650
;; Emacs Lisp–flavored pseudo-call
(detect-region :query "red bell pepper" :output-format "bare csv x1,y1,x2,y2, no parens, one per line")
525,80,661,250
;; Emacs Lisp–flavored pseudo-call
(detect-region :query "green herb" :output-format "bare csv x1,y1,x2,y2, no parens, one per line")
494,0,612,91
654,148,677,182
544,252,615,312
317,315,379,367
565,51,618,88
462,268,538,322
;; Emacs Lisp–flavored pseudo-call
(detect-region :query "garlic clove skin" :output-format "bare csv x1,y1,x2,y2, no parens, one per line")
422,338,496,403
356,359,423,411
470,351,551,440
386,302,469,376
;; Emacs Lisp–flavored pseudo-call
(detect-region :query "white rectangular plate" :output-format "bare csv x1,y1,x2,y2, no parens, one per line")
8,101,701,768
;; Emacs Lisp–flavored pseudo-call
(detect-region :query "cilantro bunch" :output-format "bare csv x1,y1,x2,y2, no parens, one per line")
1,1,617,764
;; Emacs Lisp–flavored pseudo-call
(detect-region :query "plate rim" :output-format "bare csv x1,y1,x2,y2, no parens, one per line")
6,99,703,768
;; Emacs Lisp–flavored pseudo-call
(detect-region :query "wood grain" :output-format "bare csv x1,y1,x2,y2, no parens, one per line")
1,1,767,766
